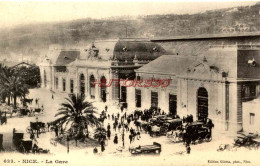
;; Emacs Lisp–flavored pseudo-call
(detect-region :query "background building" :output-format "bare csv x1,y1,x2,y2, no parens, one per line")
39,38,167,105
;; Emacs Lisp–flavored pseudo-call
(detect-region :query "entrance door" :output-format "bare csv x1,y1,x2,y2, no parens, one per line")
100,76,106,102
79,74,85,95
121,86,127,102
197,87,208,120
90,75,95,99
151,91,158,108
169,94,177,116
135,89,141,108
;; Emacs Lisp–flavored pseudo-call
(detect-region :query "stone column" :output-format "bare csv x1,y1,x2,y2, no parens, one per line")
228,82,243,133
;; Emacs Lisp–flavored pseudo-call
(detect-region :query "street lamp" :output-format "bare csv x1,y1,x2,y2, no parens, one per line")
67,136,70,153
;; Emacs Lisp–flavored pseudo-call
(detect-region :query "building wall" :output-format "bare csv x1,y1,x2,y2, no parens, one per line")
39,65,53,90
179,78,227,131
128,72,177,113
84,67,111,103
242,99,260,133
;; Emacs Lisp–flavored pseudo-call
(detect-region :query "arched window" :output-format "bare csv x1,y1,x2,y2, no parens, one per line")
100,76,106,102
79,74,85,95
197,87,208,121
44,70,47,87
90,75,95,99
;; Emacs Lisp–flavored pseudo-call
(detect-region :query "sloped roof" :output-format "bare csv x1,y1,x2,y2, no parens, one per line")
83,39,167,61
137,46,240,79
136,55,198,75
55,50,80,66
114,41,167,61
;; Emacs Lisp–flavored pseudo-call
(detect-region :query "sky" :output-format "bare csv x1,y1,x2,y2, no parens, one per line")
0,0,258,28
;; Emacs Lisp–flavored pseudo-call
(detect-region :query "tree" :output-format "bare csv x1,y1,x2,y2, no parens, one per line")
53,94,100,139
0,64,29,107
94,127,106,143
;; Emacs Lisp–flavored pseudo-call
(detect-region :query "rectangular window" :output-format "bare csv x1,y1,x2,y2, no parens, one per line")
62,78,66,92
70,79,74,93
135,89,141,108
242,84,257,101
55,77,58,89
250,113,255,125
169,94,177,115
151,91,158,108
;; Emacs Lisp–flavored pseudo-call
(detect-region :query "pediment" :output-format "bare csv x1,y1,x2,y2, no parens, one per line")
186,60,222,80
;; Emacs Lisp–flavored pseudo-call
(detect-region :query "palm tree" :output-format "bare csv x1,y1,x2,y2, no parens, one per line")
53,93,100,139
0,67,29,108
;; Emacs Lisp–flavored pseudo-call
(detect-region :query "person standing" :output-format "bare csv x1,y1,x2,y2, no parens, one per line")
186,145,191,154
101,139,105,152
93,147,98,154
129,134,133,144
113,134,118,144
107,123,111,131
107,129,111,140
52,94,54,99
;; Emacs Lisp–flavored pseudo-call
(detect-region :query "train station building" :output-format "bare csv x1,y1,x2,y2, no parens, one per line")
39,38,167,105
126,44,260,133
40,34,260,133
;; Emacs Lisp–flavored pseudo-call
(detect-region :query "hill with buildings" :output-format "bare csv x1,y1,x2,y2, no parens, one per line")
0,2,260,64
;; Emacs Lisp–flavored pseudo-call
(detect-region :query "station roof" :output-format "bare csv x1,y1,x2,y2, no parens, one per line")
55,50,80,66
83,39,167,61
136,55,197,75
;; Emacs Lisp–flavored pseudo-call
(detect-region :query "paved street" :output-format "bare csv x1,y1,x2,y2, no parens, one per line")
0,88,259,164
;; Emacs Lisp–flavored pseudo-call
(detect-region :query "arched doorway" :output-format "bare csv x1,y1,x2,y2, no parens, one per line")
43,70,47,87
89,75,95,99
197,87,208,121
100,76,106,102
79,74,85,95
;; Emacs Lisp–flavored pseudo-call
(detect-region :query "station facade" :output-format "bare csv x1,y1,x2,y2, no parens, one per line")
126,45,260,133
39,39,167,105
40,36,260,133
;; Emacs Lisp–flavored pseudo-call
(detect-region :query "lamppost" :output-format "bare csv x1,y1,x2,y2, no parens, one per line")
67,136,70,153
122,128,125,148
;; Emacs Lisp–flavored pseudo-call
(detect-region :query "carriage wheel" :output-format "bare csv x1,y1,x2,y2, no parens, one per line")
155,150,160,154
197,137,203,144
205,134,212,142
40,128,46,133
18,144,25,153
26,126,31,133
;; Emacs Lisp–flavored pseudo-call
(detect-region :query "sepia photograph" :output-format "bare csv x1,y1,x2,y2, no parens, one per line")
0,0,260,165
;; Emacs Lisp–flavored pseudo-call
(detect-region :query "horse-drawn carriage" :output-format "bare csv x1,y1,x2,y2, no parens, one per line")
234,133,260,149
149,125,168,137
17,139,33,153
26,122,46,134
147,115,182,137
19,108,30,116
129,142,161,155
167,121,212,144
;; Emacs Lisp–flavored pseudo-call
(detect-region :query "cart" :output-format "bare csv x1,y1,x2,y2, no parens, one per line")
129,142,161,155
17,139,32,153
186,122,212,144
26,122,46,134
164,119,182,131
19,108,30,116
150,125,167,137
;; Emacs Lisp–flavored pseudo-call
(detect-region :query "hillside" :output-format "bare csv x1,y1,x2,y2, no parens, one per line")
0,2,260,64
